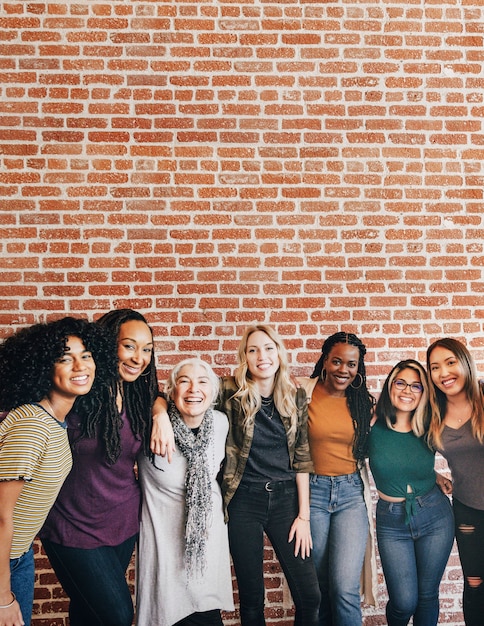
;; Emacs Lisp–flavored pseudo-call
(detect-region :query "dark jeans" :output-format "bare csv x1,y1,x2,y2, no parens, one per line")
174,609,223,625
227,479,321,626
453,498,484,626
376,484,454,626
41,534,137,626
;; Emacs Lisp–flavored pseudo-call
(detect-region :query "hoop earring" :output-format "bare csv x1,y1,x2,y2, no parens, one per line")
321,368,327,382
141,369,151,377
350,372,363,389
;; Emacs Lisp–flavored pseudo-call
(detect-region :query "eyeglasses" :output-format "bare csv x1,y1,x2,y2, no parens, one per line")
392,378,424,393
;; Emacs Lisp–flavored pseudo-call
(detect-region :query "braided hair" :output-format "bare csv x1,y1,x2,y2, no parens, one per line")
310,331,374,463
76,309,159,464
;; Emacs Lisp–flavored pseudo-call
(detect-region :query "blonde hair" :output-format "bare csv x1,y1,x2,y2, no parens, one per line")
426,338,484,449
233,324,298,436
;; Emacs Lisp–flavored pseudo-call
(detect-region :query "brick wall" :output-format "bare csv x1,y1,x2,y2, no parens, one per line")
2,0,481,622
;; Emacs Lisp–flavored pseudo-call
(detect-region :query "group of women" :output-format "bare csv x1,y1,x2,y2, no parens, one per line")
0,312,483,626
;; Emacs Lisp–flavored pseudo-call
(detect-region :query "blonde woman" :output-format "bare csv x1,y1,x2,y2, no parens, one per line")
220,325,320,626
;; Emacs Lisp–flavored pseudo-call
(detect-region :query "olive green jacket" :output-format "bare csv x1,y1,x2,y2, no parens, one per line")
219,376,314,520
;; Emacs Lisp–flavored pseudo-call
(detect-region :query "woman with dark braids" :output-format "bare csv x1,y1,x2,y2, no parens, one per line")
0,316,116,626
40,309,158,626
298,332,377,625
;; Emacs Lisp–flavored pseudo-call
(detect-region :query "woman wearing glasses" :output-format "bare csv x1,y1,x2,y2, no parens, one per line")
368,360,454,626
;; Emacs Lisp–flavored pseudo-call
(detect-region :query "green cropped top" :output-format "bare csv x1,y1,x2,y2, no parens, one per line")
368,420,435,523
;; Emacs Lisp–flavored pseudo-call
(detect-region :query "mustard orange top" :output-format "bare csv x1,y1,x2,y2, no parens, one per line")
308,381,357,476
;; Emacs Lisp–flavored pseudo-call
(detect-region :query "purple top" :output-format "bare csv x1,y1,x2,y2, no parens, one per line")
40,408,142,548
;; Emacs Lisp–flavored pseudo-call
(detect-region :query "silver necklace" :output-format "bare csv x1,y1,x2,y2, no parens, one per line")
43,398,60,421
260,396,275,420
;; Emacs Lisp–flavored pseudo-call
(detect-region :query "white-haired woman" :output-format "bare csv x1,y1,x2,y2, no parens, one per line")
136,358,234,626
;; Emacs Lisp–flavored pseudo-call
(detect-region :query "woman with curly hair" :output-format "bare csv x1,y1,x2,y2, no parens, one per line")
298,332,377,625
426,338,484,626
220,324,320,626
40,309,159,626
0,316,116,626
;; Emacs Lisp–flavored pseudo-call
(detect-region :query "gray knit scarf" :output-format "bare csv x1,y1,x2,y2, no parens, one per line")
168,400,214,579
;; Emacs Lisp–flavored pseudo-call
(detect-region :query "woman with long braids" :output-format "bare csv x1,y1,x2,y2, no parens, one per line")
298,332,377,625
0,316,116,626
426,338,484,626
40,309,158,626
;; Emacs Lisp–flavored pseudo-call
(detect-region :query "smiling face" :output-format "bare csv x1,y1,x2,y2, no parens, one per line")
117,320,153,383
389,367,423,417
245,330,280,389
322,342,360,397
50,335,96,400
428,345,466,399
172,362,213,426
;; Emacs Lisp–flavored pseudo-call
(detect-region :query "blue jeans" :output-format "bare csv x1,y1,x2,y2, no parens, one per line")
453,497,484,626
41,535,137,626
310,471,368,626
376,485,454,626
10,546,35,626
227,479,321,626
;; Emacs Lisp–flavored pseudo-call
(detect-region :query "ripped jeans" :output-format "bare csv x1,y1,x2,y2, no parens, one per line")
453,498,484,626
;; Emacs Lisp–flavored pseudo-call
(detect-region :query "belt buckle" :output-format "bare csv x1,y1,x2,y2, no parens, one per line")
264,481,273,492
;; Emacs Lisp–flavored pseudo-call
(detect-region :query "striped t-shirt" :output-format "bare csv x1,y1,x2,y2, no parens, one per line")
0,403,72,558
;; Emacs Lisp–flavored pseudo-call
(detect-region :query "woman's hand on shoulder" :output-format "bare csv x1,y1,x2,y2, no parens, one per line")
150,397,175,462
288,515,312,559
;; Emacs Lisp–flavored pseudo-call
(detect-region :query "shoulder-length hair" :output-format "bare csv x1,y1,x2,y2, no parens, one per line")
427,338,484,449
310,331,374,463
375,359,430,437
233,324,298,436
165,357,220,405
81,309,159,463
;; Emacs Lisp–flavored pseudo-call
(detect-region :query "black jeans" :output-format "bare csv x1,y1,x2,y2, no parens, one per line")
453,498,484,626
174,609,223,625
41,534,137,626
227,479,321,626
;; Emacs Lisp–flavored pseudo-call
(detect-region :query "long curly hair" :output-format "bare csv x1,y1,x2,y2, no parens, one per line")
310,331,374,463
375,359,430,437
427,337,484,449
0,317,118,420
233,324,299,436
82,309,159,463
